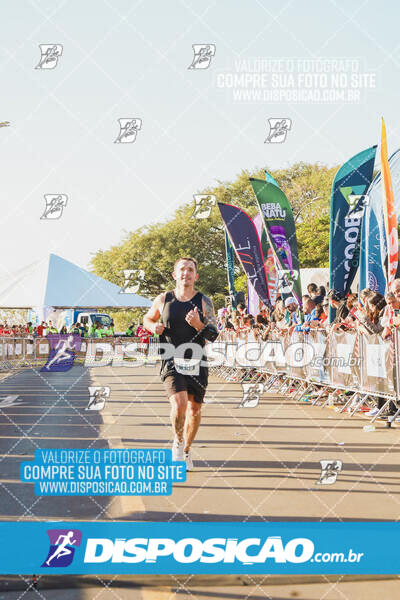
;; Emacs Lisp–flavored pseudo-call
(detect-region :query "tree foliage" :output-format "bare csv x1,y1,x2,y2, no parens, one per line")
91,162,338,306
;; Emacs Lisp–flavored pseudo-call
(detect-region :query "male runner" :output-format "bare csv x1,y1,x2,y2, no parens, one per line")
143,257,218,470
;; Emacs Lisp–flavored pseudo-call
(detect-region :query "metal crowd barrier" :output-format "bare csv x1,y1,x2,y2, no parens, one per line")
0,335,161,370
206,328,400,421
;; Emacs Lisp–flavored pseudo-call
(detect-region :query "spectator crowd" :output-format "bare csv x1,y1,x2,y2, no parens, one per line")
217,280,400,342
0,319,152,340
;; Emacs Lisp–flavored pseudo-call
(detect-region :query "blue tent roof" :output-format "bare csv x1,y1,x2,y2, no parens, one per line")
0,254,152,309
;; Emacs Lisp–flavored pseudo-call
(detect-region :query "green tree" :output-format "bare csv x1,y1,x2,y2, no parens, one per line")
91,162,338,301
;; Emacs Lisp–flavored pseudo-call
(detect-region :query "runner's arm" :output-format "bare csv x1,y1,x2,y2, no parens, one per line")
200,295,219,342
143,293,166,335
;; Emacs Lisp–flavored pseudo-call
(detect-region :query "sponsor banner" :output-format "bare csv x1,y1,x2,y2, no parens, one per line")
224,229,237,305
358,152,400,294
0,521,399,574
247,278,259,316
265,170,279,187
218,203,270,307
254,213,279,305
329,146,376,309
381,118,398,285
250,177,302,305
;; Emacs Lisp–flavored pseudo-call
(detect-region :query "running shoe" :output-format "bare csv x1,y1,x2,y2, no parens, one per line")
184,450,194,471
172,439,184,461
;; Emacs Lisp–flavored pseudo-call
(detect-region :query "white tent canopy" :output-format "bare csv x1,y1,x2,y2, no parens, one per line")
0,253,152,309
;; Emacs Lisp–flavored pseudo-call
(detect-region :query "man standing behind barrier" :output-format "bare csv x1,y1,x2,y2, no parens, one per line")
143,257,219,471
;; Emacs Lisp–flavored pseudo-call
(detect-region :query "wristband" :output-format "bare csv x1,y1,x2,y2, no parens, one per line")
199,324,219,342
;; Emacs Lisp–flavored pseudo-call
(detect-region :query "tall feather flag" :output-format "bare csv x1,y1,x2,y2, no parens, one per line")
250,178,302,305
218,203,271,308
224,230,237,306
381,118,398,285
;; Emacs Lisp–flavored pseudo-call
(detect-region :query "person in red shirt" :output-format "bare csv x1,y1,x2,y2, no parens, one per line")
136,323,151,356
37,322,46,337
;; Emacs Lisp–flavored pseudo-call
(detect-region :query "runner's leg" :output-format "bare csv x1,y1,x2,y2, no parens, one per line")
169,391,188,443
184,395,202,452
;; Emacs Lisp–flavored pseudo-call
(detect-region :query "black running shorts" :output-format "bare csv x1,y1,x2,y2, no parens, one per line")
162,372,206,404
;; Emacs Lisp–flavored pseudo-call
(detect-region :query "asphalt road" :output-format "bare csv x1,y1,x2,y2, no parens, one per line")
0,363,400,597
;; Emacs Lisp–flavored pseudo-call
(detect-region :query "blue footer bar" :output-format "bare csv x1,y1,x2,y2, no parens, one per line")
0,522,397,575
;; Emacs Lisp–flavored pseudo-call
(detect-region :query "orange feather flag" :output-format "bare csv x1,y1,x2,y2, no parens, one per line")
381,117,398,285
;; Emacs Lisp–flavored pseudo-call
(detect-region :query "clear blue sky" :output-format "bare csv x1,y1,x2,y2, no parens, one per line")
1,0,399,275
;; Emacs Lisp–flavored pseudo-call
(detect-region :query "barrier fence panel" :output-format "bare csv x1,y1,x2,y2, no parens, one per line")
327,330,359,390
35,338,50,360
1,329,400,409
212,328,400,406
265,333,286,374
282,331,306,381
359,333,395,398
305,329,330,385
0,335,162,370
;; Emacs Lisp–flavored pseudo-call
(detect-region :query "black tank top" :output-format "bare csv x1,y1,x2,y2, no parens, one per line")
160,290,205,348
159,290,208,382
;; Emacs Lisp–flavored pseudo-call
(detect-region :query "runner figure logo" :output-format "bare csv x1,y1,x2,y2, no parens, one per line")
35,44,63,70
120,269,145,294
41,334,81,372
86,386,110,411
41,529,82,567
239,383,265,408
265,118,292,143
188,44,216,69
114,118,142,143
277,269,298,295
317,459,342,485
41,195,68,220
0,395,21,408
192,194,216,219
